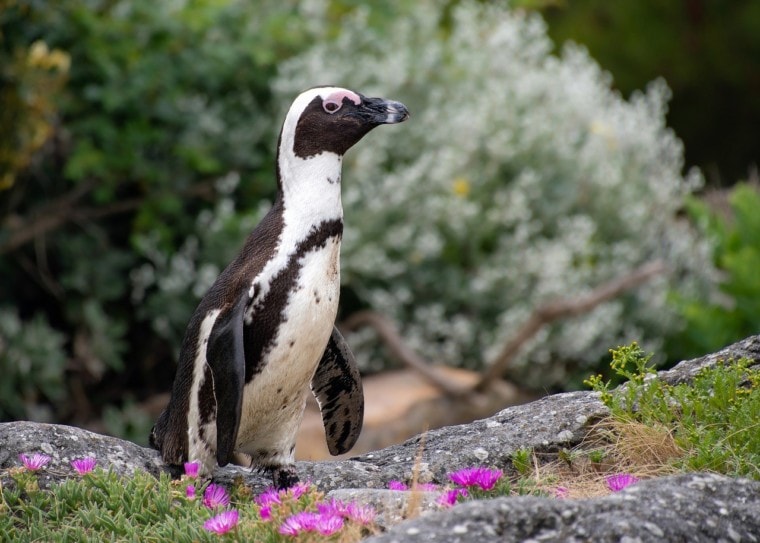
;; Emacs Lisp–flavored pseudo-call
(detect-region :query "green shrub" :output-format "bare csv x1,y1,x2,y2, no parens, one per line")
537,0,760,184
587,343,760,479
275,1,711,387
0,308,67,421
669,183,760,360
0,0,334,424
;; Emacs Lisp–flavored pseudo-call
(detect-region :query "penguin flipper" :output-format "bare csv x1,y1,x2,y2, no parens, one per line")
206,295,247,467
311,326,364,455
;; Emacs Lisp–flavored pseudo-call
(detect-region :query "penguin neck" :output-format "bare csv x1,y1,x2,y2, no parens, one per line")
276,146,344,231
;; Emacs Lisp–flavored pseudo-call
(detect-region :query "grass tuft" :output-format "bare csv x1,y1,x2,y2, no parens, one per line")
586,342,760,480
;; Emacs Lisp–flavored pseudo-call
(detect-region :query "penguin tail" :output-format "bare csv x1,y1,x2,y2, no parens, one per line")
150,408,189,466
149,409,168,451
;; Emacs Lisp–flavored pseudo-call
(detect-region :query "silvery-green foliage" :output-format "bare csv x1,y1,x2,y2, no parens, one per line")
131,173,269,352
274,1,712,386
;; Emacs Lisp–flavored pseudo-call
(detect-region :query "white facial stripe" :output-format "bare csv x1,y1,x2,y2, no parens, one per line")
252,88,348,320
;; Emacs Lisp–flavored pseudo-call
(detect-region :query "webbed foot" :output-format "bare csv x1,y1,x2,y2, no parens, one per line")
270,465,299,490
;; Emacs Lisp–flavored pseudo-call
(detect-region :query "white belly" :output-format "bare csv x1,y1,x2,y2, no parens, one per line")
235,237,341,463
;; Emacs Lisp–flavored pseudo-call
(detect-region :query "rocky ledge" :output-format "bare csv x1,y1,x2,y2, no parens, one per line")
2,335,760,542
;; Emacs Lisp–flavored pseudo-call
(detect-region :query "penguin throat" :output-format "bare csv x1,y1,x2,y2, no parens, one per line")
277,148,344,224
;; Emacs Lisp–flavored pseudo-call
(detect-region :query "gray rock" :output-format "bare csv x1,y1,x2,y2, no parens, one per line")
364,473,760,543
211,389,608,493
2,336,759,540
0,421,166,489
658,334,760,385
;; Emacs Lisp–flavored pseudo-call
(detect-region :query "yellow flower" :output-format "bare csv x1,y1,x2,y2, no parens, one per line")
589,120,618,149
589,120,609,136
452,177,471,198
0,173,15,191
47,49,71,72
27,40,71,72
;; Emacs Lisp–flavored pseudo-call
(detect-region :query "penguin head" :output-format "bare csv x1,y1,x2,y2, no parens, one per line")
283,86,409,159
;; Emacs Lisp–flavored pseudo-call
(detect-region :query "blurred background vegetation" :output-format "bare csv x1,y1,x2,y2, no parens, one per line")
1,0,758,444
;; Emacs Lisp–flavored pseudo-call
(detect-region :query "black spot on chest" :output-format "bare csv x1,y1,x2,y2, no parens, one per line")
243,218,343,382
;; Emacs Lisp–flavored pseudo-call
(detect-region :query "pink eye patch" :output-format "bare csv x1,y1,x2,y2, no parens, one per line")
324,89,361,106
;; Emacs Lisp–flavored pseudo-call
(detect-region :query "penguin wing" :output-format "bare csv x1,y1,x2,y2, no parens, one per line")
311,326,364,455
206,294,247,467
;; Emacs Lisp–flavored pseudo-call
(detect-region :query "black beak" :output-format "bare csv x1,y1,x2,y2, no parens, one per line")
356,96,410,124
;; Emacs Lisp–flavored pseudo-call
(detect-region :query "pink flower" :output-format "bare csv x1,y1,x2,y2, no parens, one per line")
316,514,344,535
186,485,196,500
184,462,200,478
415,482,438,491
448,467,503,491
203,483,230,509
256,488,282,507
279,512,319,536
388,480,408,490
256,488,281,521
317,499,376,525
203,510,239,534
259,505,272,521
606,474,640,492
437,488,468,507
343,502,376,525
19,453,51,471
71,457,97,475
317,498,346,517
554,486,569,499
281,481,311,501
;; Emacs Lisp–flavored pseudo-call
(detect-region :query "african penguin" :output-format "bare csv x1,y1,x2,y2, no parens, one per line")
150,87,409,489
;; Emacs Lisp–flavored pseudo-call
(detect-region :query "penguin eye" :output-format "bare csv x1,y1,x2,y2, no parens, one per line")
323,100,342,114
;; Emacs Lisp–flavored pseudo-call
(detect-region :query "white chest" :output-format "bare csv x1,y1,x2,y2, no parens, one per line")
235,235,341,456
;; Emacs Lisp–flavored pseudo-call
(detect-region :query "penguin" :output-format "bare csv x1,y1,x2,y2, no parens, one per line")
150,87,409,489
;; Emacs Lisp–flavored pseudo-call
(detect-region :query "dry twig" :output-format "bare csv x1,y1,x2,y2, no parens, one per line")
342,261,667,397
0,180,215,255
475,260,667,391
341,311,470,396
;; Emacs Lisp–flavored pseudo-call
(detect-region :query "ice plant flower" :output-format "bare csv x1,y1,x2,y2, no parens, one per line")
317,498,376,525
256,488,281,521
415,482,438,491
186,485,196,501
19,453,51,471
554,486,569,499
184,462,200,478
71,457,97,475
606,474,640,492
344,502,376,525
279,511,319,536
437,488,468,507
203,483,231,509
204,510,239,535
256,488,282,507
282,481,310,500
259,505,272,521
449,466,503,491
388,480,408,490
316,514,344,536
317,498,345,517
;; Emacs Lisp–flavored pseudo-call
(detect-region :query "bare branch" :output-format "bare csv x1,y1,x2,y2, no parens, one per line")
474,260,667,391
342,261,667,398
0,180,216,256
340,310,470,396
